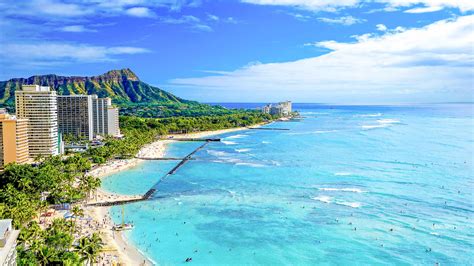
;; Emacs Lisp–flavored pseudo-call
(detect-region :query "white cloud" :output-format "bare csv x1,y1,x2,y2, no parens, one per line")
207,14,219,21
404,5,443,13
169,15,474,103
30,0,92,17
59,25,97,32
0,43,150,65
192,24,213,32
161,15,200,24
242,0,360,12
242,0,474,12
125,7,156,18
3,0,203,19
160,15,213,31
376,24,387,31
318,16,366,26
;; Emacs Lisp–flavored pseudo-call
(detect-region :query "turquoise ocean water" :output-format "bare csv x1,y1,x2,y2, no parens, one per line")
103,104,474,265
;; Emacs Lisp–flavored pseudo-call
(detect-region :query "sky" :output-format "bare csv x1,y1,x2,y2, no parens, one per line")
0,0,473,104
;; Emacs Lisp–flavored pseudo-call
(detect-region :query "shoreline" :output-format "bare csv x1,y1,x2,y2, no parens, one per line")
87,124,264,265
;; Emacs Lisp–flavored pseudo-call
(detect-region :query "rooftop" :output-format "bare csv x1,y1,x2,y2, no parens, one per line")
0,219,12,238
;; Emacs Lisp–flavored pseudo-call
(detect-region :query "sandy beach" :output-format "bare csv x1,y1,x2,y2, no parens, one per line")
166,123,267,140
86,125,264,265
84,139,170,265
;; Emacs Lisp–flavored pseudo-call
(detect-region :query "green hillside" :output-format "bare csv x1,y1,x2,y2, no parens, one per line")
0,68,192,105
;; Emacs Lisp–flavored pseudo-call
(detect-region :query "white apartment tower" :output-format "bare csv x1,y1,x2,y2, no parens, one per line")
15,85,59,156
107,106,121,137
92,97,120,137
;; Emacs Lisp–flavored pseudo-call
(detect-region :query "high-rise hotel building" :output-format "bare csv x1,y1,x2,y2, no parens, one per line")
15,85,59,157
0,111,29,170
57,95,121,140
58,95,94,141
92,97,120,137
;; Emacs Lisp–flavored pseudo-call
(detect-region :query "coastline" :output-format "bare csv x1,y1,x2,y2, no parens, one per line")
87,124,263,265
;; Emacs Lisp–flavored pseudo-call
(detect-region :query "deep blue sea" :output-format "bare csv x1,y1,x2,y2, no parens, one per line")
103,103,474,265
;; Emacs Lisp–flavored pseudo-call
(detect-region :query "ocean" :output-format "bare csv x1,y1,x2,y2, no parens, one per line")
103,103,474,265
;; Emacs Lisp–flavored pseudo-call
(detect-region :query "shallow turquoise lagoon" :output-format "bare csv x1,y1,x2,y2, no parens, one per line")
104,104,474,265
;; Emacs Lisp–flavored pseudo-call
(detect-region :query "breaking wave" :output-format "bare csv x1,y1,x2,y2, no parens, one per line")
312,195,332,203
226,134,248,139
334,172,352,176
355,113,382,117
362,118,401,130
335,201,361,208
221,140,237,145
317,187,366,193
235,162,266,168
235,148,251,153
312,196,362,208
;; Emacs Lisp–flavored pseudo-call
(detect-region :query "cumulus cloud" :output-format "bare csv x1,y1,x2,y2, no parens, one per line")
318,16,366,26
169,15,474,103
241,0,474,12
376,24,387,31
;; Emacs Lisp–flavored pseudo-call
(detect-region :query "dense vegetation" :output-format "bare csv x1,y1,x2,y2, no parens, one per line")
0,155,99,227
0,154,102,265
119,102,240,118
17,219,103,265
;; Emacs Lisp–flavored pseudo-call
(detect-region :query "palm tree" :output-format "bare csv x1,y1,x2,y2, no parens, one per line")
36,245,58,266
75,233,103,266
71,205,84,232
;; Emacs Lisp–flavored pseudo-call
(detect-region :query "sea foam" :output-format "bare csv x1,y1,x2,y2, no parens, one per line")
334,172,352,176
362,118,401,130
356,113,382,117
312,196,332,203
221,140,237,145
226,134,248,139
235,162,266,168
335,201,361,208
235,148,251,153
317,188,366,193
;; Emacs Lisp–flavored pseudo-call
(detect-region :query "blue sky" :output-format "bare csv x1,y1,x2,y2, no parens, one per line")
0,0,472,103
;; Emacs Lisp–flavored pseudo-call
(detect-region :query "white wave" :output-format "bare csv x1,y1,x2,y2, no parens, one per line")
314,130,338,134
362,118,401,130
235,162,266,168
235,148,251,153
270,160,281,166
262,141,271,144
334,172,352,176
207,150,231,157
221,140,237,145
362,124,388,129
303,112,329,115
335,201,361,208
317,188,366,193
286,130,338,136
356,113,382,117
377,119,400,124
312,195,332,203
226,134,248,139
430,232,439,236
